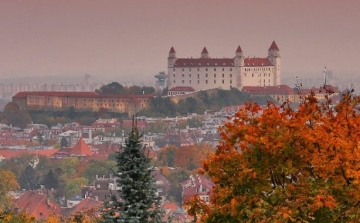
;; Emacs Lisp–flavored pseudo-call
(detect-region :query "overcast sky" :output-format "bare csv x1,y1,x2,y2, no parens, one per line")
0,0,359,83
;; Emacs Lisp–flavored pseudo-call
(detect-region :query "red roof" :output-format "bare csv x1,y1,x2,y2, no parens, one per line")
16,191,61,220
168,86,195,92
63,198,102,217
244,58,272,66
201,47,208,54
169,47,176,53
242,85,295,95
236,45,243,53
269,41,280,51
174,58,234,67
71,138,92,156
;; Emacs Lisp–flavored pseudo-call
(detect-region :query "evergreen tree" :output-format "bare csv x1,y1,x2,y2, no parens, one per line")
18,165,38,190
42,169,59,190
60,136,69,148
102,122,163,222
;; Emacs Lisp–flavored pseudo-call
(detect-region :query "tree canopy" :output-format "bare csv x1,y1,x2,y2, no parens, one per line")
96,82,155,95
189,90,360,222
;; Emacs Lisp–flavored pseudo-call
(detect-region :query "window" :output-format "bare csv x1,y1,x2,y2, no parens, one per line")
173,74,175,77
189,68,191,71
182,80,184,83
252,74,254,77
214,68,216,71
197,74,200,78
230,68,232,71
230,73,232,78
189,80,191,83
197,68,200,71
182,68,184,71
214,74,216,78
214,80,216,84
182,74,184,77
206,73,208,78
222,80,224,84
206,80,208,84
173,80,176,83
189,74,191,77
230,80,232,84
206,68,208,71
222,68,224,71
198,80,200,84
173,68,175,71
222,74,224,78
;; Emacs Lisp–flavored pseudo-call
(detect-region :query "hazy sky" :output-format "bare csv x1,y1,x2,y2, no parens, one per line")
0,0,359,83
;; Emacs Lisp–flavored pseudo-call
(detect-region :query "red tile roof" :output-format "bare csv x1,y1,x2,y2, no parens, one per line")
201,47,208,54
15,191,61,220
236,45,243,53
63,198,102,217
174,58,234,67
71,138,92,156
269,41,280,51
168,86,195,92
244,58,272,66
169,47,176,53
242,85,295,95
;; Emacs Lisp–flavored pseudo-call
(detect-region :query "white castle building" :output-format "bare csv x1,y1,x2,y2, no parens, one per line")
167,41,281,91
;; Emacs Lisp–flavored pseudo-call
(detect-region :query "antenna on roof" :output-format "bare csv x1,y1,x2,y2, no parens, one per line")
324,67,327,85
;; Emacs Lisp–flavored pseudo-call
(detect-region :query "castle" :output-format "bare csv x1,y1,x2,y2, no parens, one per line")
167,41,281,91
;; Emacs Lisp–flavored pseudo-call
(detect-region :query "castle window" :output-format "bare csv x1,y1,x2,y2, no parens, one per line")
182,80,184,83
230,68,232,71
206,68,208,71
189,80,191,84
173,74,175,77
230,74,232,78
197,74,200,78
206,80,208,84
182,74,184,77
198,80,200,84
173,68,175,71
174,80,176,83
222,74,224,78
214,68,216,71
222,80,224,84
189,74,191,77
197,68,200,71
206,74,208,78
214,74,216,78
230,80,232,84
222,68,224,71
252,74,254,77
214,80,216,84
189,68,191,71
182,68,184,71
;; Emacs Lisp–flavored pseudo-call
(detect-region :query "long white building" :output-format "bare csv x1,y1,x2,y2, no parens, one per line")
167,41,281,91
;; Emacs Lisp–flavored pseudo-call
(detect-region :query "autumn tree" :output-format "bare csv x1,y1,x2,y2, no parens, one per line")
0,170,19,212
189,90,360,222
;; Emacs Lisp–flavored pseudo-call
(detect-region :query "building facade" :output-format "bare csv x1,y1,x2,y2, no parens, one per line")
12,91,154,117
167,41,281,91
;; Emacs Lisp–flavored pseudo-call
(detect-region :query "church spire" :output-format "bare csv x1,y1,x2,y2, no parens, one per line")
201,47,209,58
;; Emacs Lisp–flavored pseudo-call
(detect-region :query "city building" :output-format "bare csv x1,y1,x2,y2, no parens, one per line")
12,91,154,117
167,41,281,91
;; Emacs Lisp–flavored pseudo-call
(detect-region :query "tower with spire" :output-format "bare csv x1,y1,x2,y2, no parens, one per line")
267,41,281,85
234,45,244,67
201,47,209,58
168,47,177,68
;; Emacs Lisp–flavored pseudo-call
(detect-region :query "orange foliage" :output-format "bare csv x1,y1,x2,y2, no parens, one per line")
189,90,360,222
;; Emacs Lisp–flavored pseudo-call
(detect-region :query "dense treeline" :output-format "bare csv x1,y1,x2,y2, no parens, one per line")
95,81,155,95
138,88,275,117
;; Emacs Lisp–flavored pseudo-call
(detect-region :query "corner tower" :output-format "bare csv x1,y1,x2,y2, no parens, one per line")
168,47,177,68
267,41,281,85
234,45,244,67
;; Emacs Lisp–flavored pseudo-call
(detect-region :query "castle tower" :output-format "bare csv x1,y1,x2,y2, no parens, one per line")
267,41,281,85
168,47,177,68
234,45,244,67
201,47,209,58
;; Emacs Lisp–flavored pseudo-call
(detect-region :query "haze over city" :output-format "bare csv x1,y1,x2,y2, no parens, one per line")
1,0,359,84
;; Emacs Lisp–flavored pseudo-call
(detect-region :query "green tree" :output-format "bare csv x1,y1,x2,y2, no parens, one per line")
57,157,79,177
36,132,43,145
1,102,31,129
18,165,38,190
60,136,69,148
42,169,59,190
83,160,117,184
64,177,88,198
96,82,125,94
165,168,190,205
101,124,163,222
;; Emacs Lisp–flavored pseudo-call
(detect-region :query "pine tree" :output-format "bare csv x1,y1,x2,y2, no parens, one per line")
42,169,59,190
102,121,163,222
